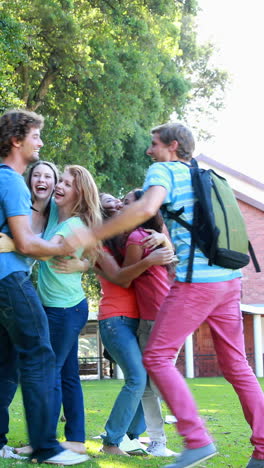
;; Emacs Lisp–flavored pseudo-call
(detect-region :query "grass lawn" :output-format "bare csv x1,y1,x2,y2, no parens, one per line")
3,376,264,467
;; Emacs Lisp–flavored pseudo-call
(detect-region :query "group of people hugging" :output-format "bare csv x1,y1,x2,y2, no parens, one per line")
0,157,176,459
1,109,264,468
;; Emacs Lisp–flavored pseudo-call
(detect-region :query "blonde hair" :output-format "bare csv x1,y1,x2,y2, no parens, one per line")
65,165,102,263
65,165,102,228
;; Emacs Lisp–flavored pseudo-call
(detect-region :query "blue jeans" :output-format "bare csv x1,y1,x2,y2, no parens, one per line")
45,299,88,442
99,316,147,446
0,330,18,448
0,272,63,462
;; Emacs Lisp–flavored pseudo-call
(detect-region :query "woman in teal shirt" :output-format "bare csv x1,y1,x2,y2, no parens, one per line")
37,164,101,455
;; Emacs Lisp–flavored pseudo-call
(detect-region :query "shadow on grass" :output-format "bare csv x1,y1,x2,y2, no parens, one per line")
5,377,264,467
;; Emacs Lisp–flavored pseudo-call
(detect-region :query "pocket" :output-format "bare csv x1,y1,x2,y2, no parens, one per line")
12,271,30,287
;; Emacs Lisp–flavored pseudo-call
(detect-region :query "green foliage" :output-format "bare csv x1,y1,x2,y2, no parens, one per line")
0,0,228,301
82,269,101,308
0,0,228,194
0,11,26,110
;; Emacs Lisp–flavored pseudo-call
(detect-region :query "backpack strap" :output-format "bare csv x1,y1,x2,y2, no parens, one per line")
185,202,200,283
161,205,196,282
167,207,189,227
190,157,199,168
248,241,261,272
161,163,201,283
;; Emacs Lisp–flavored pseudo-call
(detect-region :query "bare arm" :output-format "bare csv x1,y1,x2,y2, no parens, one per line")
94,186,166,241
122,243,144,268
122,233,176,282
8,216,75,257
162,223,174,249
64,186,167,251
95,247,174,288
48,244,173,285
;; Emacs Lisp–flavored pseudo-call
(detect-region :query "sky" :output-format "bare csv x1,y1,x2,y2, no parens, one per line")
194,0,264,182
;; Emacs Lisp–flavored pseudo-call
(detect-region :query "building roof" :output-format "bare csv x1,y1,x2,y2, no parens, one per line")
241,304,264,315
196,154,264,212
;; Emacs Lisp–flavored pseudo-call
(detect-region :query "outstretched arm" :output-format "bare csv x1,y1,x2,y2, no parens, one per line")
0,229,73,261
64,186,168,252
8,216,74,257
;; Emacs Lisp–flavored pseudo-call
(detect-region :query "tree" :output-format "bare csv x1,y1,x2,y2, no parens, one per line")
0,0,228,194
0,0,229,302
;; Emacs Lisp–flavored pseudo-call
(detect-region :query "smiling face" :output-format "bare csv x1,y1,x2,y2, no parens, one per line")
31,163,56,202
54,170,78,213
20,127,43,164
100,193,123,216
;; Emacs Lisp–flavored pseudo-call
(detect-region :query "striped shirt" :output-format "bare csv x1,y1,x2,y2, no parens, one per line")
143,161,242,283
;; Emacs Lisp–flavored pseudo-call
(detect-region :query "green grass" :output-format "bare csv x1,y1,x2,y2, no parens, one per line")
3,377,263,467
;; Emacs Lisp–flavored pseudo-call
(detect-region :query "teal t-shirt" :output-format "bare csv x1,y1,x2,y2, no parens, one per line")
37,201,86,307
0,164,31,279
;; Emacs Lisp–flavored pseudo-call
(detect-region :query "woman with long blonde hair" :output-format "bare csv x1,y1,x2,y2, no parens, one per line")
35,164,101,456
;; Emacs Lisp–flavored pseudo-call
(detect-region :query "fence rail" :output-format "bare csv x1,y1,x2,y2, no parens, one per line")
78,356,113,378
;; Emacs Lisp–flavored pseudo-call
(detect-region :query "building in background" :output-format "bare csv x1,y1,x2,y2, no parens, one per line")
177,154,264,377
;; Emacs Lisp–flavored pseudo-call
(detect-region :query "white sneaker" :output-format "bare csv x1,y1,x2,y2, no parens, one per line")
43,449,90,465
147,441,179,457
147,441,167,456
0,445,27,460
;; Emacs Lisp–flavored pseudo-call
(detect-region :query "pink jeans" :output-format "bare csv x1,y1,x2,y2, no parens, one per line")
143,278,264,459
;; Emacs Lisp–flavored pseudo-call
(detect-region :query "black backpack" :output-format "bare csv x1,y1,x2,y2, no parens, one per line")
161,160,261,282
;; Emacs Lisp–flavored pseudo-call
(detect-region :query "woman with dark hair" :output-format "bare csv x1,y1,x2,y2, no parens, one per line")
95,193,174,456
25,160,59,233
122,188,177,457
0,160,59,263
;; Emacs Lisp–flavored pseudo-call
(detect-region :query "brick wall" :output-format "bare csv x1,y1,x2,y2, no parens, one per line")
238,200,264,304
175,200,263,377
